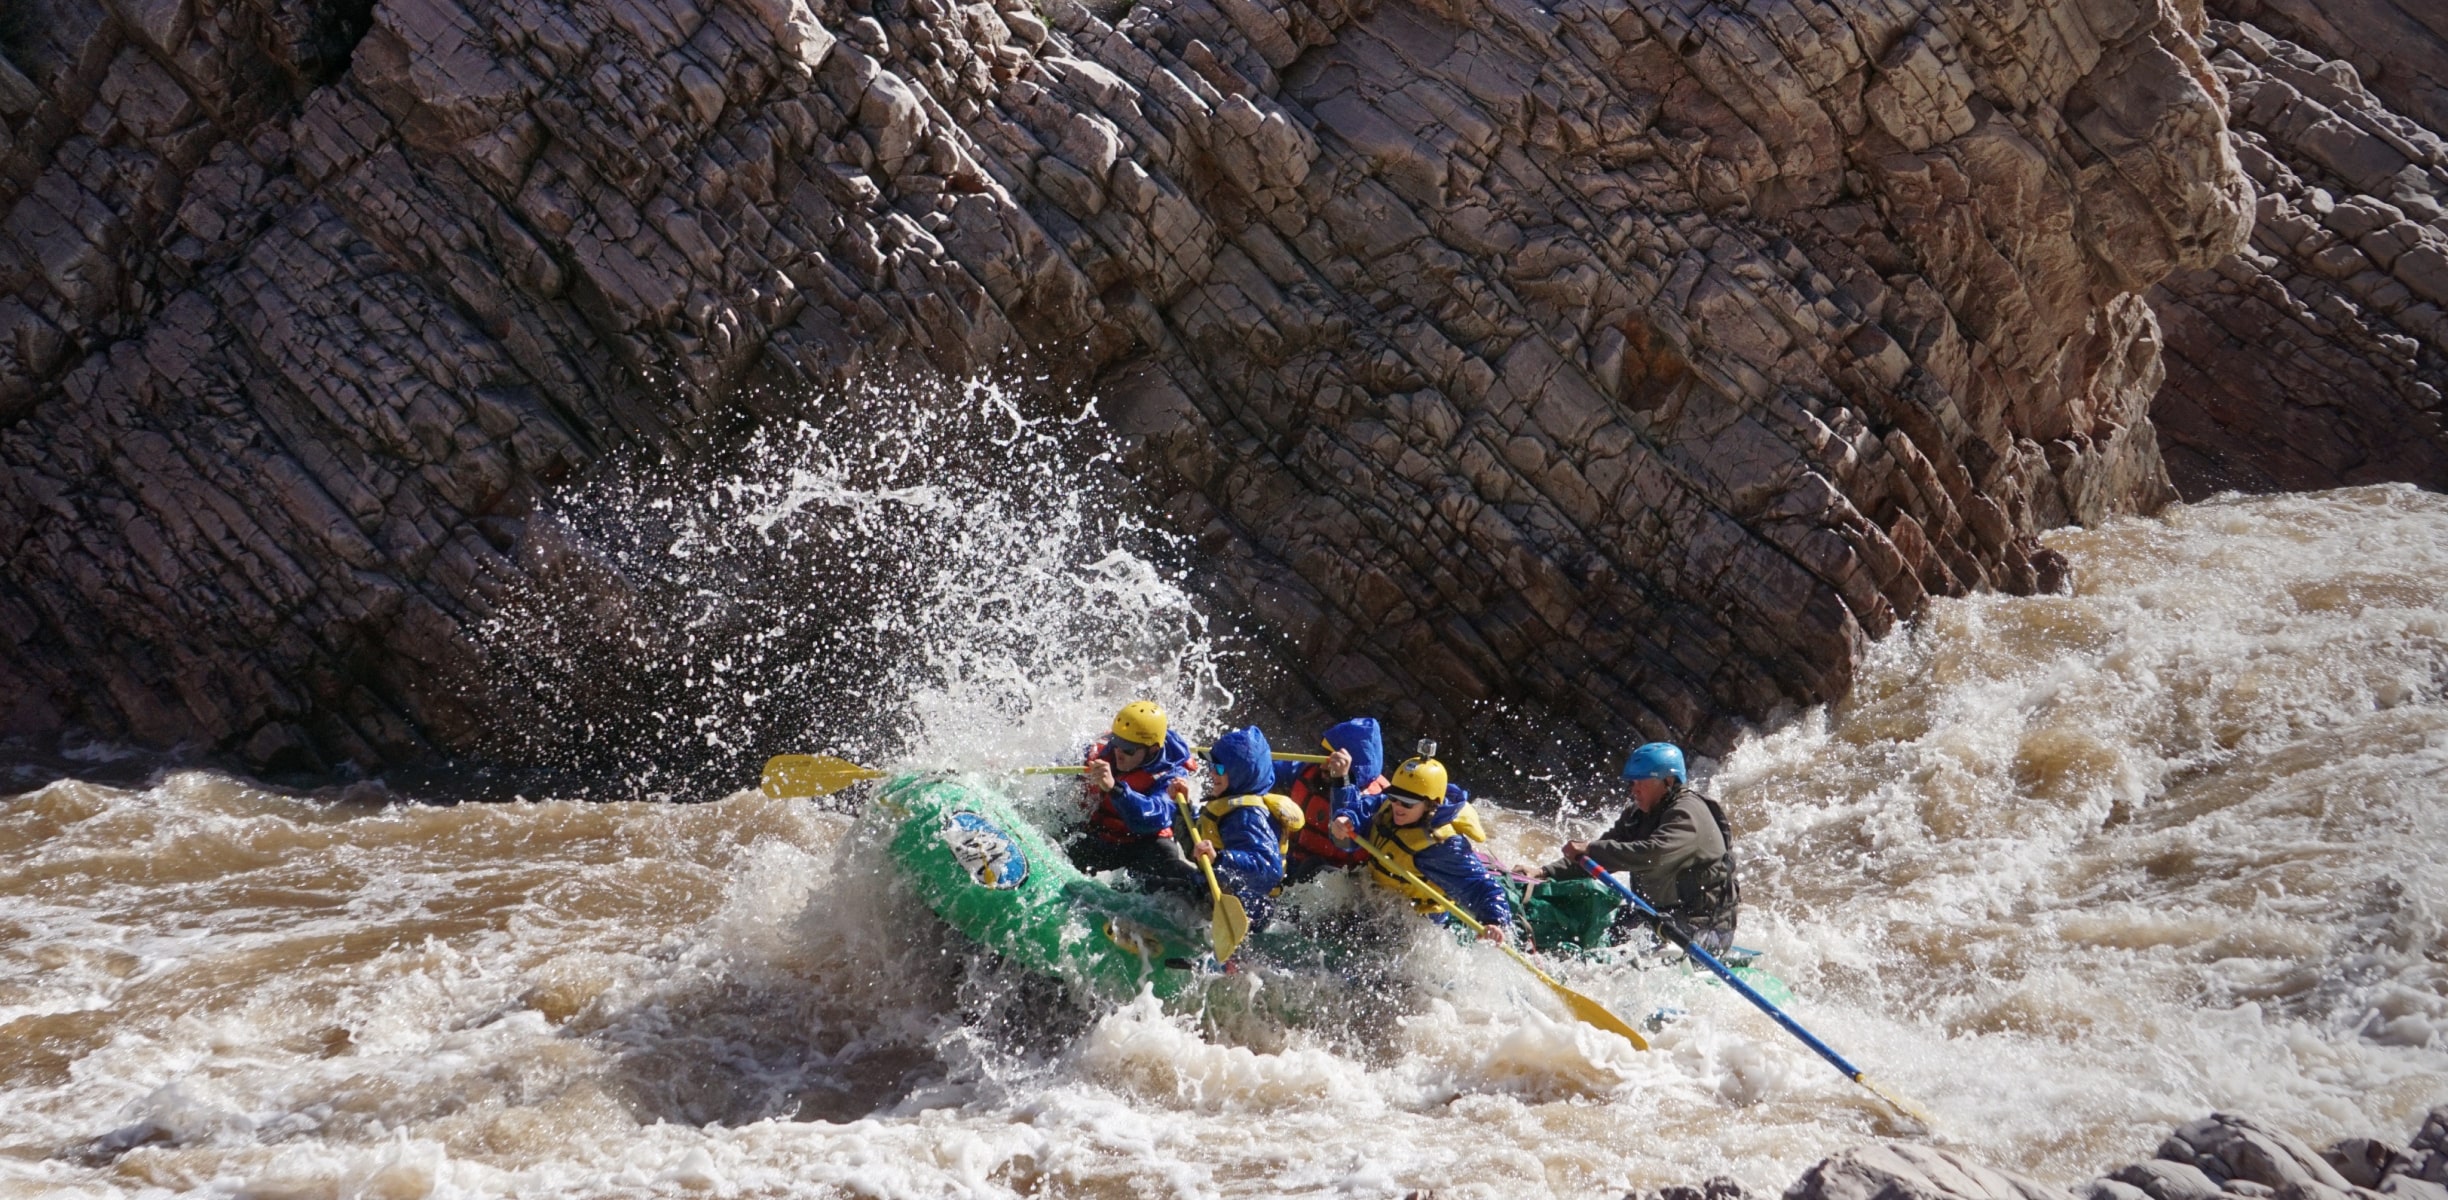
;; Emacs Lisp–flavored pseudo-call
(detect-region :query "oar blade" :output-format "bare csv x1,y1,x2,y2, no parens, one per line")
1509,948,1648,1050
1212,892,1252,962
1857,1074,1935,1131
759,754,886,798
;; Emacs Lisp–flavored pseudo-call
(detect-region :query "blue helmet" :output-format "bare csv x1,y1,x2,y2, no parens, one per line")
1621,742,1686,784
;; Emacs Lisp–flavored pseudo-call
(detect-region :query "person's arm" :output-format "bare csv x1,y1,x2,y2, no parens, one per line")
1582,801,1704,879
1110,773,1180,836
1330,782,1383,842
1210,808,1285,891
1080,743,1111,798
1414,837,1512,931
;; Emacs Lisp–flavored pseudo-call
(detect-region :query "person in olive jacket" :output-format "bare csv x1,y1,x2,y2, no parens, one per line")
1540,741,1740,954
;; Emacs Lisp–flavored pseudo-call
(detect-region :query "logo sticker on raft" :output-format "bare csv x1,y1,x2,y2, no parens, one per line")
941,810,1028,890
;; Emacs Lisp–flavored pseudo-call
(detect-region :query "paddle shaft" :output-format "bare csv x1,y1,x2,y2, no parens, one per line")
1176,791,1249,961
762,746,1325,798
1350,838,1647,1049
1578,857,1925,1122
1176,792,1224,902
1583,860,1864,1069
1357,841,1501,941
1196,748,1326,764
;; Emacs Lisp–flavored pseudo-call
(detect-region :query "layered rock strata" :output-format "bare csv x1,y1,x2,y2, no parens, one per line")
0,0,2251,770
2211,0,2446,139
2146,14,2448,497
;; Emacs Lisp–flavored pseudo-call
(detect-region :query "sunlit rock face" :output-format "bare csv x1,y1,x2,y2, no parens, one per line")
0,0,2252,770
2146,4,2448,499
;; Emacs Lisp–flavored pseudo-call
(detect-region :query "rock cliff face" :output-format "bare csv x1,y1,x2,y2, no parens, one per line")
0,0,2253,771
2145,6,2448,497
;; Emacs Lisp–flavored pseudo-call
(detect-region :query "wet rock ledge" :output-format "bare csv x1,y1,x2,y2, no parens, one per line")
0,0,2263,771
1629,1110,2448,1200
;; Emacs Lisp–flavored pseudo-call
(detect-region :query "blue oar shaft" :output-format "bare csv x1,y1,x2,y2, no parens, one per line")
1580,859,1864,1080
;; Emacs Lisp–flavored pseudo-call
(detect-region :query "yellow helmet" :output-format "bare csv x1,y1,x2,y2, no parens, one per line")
1111,700,1168,747
1387,755,1448,802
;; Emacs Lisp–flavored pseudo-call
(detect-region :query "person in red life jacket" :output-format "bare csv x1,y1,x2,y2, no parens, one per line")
1330,749,1514,942
1278,717,1388,887
1174,724,1303,933
1067,700,1203,894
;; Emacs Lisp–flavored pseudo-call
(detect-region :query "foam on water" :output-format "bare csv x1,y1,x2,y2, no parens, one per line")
1717,485,2448,1176
4,472,2445,1198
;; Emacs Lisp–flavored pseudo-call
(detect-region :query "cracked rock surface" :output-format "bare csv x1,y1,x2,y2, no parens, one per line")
1,0,2254,770
1745,1111,2448,1200
2144,6,2448,498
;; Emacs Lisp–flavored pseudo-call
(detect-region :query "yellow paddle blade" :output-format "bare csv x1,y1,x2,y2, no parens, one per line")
1494,941,1648,1050
1211,890,1251,962
759,754,887,798
1858,1074,1936,1130
1518,951,1650,1051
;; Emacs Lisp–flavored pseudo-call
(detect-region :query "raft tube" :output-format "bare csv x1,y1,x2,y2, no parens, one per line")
876,773,1210,1001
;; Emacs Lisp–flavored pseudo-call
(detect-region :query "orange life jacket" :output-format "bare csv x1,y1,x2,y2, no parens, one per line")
1080,737,1200,844
1286,766,1384,867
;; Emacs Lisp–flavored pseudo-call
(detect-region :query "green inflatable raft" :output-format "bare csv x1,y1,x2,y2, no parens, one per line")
871,772,1789,1008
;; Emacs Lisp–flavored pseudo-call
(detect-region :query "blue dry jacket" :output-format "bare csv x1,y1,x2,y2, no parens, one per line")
1201,725,1286,902
1351,783,1514,930
1085,728,1198,838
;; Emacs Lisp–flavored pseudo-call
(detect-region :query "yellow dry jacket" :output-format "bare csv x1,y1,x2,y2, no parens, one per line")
1194,792,1305,853
1363,801,1489,911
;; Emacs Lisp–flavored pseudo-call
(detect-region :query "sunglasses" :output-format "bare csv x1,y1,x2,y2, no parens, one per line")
1111,737,1154,757
1387,793,1431,809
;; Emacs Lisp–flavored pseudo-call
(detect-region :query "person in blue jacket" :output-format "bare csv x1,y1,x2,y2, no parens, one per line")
1179,725,1305,933
1330,748,1513,942
1278,717,1388,887
1067,699,1203,895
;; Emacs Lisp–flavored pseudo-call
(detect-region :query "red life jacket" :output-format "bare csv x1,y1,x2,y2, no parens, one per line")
1080,737,1200,844
1286,767,1384,867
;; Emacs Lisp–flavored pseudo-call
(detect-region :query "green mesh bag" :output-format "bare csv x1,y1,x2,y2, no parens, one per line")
1503,875,1622,954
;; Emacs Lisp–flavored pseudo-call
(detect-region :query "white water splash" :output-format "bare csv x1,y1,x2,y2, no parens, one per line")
475,379,1235,793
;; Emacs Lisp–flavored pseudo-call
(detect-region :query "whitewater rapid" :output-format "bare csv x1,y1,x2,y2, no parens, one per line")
2,483,2443,1199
